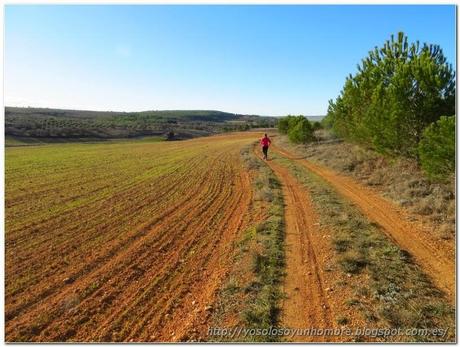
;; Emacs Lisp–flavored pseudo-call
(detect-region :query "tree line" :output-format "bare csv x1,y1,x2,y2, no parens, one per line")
279,32,455,181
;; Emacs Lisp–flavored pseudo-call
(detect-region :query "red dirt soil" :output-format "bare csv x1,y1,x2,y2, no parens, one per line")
5,133,257,342
262,157,334,341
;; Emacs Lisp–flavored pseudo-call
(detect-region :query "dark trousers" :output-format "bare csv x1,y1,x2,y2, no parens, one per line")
262,146,269,158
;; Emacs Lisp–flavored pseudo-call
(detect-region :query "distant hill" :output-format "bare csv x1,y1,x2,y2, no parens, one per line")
5,107,276,141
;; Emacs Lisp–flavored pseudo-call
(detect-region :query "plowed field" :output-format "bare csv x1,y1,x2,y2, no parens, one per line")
5,133,257,342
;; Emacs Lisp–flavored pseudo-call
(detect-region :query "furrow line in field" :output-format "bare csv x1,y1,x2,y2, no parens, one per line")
5,155,212,327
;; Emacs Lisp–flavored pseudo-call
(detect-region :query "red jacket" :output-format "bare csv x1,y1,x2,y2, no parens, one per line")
260,137,271,147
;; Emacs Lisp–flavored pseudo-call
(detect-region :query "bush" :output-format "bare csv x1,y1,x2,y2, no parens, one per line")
418,116,455,181
277,117,290,134
278,115,314,144
288,118,314,144
287,115,304,130
312,121,323,131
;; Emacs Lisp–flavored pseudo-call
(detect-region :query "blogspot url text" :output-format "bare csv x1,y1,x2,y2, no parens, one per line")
207,326,448,339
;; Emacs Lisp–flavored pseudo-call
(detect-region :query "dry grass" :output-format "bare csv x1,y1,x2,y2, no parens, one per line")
276,132,455,240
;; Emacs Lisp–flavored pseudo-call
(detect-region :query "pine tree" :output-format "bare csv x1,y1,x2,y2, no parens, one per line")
325,32,455,157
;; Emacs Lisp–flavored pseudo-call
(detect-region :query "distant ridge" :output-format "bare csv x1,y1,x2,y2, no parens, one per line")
5,106,277,141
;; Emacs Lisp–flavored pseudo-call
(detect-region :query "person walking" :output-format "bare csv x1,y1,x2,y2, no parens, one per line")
260,133,271,160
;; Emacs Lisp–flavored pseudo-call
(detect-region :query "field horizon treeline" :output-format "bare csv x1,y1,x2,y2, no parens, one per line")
5,107,277,142
278,32,455,182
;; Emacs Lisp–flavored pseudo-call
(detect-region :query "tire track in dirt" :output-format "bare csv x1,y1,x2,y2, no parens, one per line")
254,146,335,342
272,145,455,300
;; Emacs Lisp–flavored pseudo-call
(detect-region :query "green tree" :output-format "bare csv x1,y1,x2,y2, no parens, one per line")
277,117,290,134
287,115,304,130
325,32,455,157
312,121,323,131
288,117,314,144
278,115,303,134
418,116,455,181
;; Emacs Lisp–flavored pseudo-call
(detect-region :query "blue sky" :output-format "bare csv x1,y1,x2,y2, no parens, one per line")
5,5,456,116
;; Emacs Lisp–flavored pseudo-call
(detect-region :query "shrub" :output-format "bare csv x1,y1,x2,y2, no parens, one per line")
277,115,304,135
312,121,323,131
278,115,314,144
287,117,314,144
418,116,455,181
287,115,304,130
277,117,290,134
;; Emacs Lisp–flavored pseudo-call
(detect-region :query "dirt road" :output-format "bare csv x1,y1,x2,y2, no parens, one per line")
254,146,337,341
272,145,455,300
